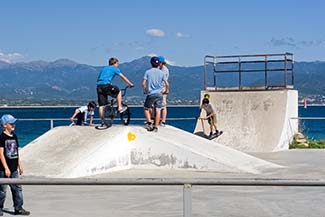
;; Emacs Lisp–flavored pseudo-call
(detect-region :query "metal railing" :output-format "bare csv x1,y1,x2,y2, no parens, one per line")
17,118,68,129
204,53,294,90
17,116,324,130
17,117,197,129
291,117,325,120
1,177,325,217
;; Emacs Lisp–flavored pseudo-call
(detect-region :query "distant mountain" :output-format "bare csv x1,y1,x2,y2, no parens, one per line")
0,56,324,105
294,62,325,95
0,58,99,101
117,56,204,102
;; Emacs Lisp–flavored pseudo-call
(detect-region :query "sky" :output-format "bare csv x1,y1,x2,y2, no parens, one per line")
1,0,325,66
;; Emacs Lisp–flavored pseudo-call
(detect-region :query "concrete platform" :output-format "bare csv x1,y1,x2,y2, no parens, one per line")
2,149,325,216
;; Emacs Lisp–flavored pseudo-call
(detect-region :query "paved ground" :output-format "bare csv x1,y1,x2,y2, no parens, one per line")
2,149,325,216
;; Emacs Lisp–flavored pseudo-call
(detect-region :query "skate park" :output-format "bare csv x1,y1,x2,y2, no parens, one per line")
2,53,325,216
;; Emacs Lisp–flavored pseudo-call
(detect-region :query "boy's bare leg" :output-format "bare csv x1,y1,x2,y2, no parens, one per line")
161,106,167,123
149,108,153,121
155,108,161,128
144,109,152,123
210,124,213,135
99,106,105,122
213,121,218,133
116,91,123,110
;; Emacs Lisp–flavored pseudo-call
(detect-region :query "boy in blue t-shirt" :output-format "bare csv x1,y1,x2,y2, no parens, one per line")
96,57,134,129
142,56,169,132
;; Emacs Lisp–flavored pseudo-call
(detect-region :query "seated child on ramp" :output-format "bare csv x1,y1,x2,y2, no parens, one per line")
70,101,96,126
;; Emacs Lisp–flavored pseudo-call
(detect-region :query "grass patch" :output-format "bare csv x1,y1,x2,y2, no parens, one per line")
290,139,325,149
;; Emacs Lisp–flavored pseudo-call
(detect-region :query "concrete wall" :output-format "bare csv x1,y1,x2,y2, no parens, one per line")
194,90,298,152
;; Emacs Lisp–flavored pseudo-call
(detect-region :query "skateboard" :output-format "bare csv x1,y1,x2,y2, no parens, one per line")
208,131,223,140
194,130,223,140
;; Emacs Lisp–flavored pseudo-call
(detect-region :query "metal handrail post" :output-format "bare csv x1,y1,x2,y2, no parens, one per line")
238,57,242,90
183,184,192,217
292,54,295,86
284,54,288,86
204,56,207,90
213,62,217,88
264,55,268,88
50,119,54,129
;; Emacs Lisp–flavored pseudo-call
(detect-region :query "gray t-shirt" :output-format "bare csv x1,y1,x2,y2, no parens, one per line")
201,103,216,116
143,68,167,95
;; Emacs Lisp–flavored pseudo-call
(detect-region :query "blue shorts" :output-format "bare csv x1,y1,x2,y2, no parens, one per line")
144,93,163,109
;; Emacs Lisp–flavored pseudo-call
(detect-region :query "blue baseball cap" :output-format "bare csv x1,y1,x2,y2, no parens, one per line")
1,114,17,124
158,56,166,63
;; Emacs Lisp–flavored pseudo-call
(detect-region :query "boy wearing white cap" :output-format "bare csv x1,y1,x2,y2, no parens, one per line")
0,114,30,215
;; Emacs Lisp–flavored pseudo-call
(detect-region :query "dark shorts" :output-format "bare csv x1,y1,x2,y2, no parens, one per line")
97,84,120,106
144,93,163,109
76,112,85,125
208,115,217,125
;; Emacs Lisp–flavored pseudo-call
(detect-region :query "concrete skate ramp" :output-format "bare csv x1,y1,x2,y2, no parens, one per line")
20,125,281,178
194,90,298,152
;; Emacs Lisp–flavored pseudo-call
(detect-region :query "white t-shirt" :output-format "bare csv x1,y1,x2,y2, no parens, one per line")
78,106,94,123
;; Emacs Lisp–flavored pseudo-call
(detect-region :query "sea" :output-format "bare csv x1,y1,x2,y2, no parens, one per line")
0,106,324,147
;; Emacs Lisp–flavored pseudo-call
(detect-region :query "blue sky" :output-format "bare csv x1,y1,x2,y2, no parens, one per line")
1,0,324,66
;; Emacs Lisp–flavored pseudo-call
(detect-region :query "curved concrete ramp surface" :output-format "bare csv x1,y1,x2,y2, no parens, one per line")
194,90,298,152
21,125,282,178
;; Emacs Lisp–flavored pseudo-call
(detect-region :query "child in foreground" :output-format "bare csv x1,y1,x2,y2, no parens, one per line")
0,114,30,216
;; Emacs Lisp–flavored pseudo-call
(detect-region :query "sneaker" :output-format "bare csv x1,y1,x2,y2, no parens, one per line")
144,122,153,130
159,121,166,127
147,126,158,132
118,106,127,113
14,208,30,215
209,132,213,137
95,123,110,130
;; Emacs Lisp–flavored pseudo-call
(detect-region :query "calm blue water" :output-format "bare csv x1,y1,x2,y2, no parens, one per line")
0,106,324,147
299,106,325,140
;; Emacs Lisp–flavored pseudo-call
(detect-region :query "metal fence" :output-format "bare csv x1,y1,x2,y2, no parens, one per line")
17,117,197,129
204,53,294,90
1,177,325,217
17,116,324,130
